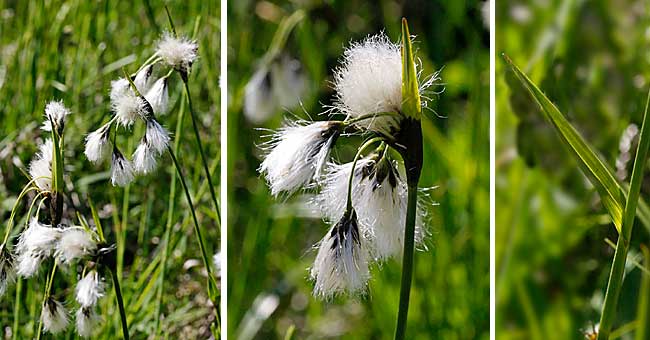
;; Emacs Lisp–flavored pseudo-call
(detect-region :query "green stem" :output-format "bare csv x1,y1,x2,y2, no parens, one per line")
183,80,221,224
394,181,418,340
598,87,650,339
12,278,21,340
111,267,130,340
36,262,58,340
155,93,185,334
166,146,217,304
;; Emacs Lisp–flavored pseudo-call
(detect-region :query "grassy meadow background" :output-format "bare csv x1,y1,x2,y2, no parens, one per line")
227,0,489,338
0,0,220,338
497,1,650,339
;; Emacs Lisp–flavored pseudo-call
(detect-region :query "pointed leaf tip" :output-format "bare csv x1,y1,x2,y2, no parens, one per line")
400,18,421,120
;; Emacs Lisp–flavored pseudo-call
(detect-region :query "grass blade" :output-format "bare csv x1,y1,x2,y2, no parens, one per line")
502,54,650,233
598,86,650,339
635,245,650,340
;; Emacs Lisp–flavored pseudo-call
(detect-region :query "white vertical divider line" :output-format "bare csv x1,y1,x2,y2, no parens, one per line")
220,0,228,337
489,0,496,339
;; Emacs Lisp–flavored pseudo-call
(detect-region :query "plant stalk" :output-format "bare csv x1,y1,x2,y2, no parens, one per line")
183,80,221,224
598,87,650,339
393,117,423,340
167,145,218,306
111,267,130,340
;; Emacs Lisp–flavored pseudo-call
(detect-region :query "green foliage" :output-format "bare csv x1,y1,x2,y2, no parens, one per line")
497,1,650,339
228,0,489,338
0,0,220,338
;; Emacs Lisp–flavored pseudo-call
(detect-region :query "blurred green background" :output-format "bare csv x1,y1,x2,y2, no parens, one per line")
497,1,650,339
0,0,219,338
227,0,489,338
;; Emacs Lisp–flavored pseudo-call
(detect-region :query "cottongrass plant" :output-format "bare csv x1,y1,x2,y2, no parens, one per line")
83,7,219,335
0,101,129,339
259,19,436,339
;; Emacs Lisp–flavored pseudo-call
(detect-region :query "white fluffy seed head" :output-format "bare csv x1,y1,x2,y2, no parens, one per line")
134,64,154,94
333,33,404,135
75,270,104,308
29,139,54,192
132,142,158,175
259,121,341,196
243,67,275,124
0,248,15,297
42,298,69,334
145,77,169,115
76,307,100,338
316,156,427,261
110,78,146,127
156,32,198,73
145,119,170,154
15,219,62,278
42,100,72,132
311,209,370,298
111,149,134,187
84,124,111,164
56,227,96,264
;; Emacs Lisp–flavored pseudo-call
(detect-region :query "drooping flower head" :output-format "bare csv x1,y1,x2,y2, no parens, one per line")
84,123,112,164
76,307,100,338
55,227,97,264
16,218,62,278
0,246,15,297
259,120,342,196
75,270,104,308
145,77,170,115
156,31,198,77
42,298,69,334
110,147,134,187
29,139,54,192
311,209,370,298
110,78,147,127
133,64,154,94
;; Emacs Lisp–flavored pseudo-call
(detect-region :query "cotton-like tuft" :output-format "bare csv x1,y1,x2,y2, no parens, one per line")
145,77,169,115
244,67,274,124
134,64,154,94
42,100,72,132
76,307,100,338
0,248,15,297
145,119,170,154
42,298,69,334
133,142,158,174
29,139,54,192
75,270,104,308
110,149,134,187
259,120,341,196
316,156,427,260
84,123,112,163
110,78,146,127
16,218,61,277
311,209,371,298
156,32,198,73
56,227,96,264
333,34,404,135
